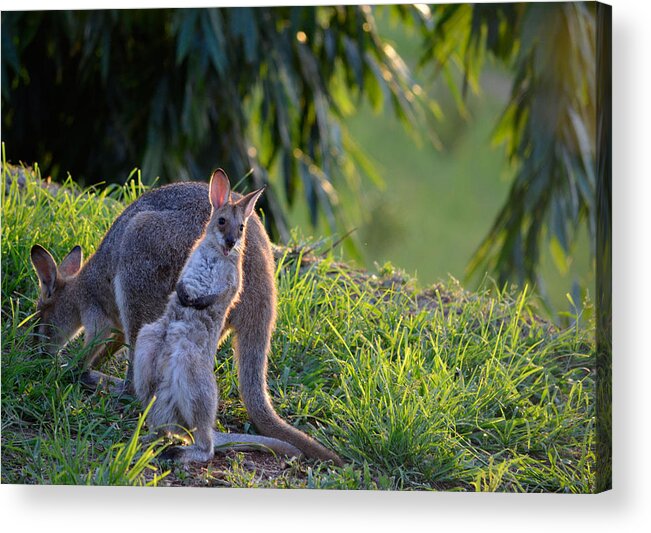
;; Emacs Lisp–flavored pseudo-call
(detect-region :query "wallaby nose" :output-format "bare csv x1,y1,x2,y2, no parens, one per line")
225,237,236,249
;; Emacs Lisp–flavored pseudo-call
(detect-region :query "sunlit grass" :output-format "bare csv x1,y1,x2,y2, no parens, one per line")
1,161,596,490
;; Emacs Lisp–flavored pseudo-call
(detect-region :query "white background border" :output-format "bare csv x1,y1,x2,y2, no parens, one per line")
1,0,648,531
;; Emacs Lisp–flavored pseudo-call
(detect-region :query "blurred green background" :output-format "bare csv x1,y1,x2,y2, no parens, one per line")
286,12,594,314
1,5,600,320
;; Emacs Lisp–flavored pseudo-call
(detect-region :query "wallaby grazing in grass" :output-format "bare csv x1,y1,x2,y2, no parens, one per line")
134,171,301,462
30,169,343,465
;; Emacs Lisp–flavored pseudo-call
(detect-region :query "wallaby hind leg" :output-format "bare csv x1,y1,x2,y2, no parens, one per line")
159,425,215,463
132,320,169,403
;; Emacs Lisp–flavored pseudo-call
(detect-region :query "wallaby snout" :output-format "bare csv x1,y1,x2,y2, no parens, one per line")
223,236,237,254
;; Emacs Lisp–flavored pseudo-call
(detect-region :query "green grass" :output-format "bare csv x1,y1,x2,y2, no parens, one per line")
1,162,596,491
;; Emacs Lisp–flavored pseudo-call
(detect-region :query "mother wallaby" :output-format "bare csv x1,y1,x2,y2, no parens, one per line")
29,171,342,465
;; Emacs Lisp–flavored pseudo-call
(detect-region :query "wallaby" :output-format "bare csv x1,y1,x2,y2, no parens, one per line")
133,170,301,463
30,170,343,466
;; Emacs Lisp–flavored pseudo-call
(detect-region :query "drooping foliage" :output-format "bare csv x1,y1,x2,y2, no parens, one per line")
411,3,599,291
1,6,433,242
1,4,605,289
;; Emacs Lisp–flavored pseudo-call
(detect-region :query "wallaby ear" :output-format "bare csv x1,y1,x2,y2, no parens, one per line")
30,245,58,298
209,169,231,209
59,245,83,277
240,187,266,219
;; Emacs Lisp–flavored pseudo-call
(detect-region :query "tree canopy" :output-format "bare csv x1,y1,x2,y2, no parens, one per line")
1,4,607,292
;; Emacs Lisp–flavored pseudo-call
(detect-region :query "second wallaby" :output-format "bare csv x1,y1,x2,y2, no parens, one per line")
133,170,301,463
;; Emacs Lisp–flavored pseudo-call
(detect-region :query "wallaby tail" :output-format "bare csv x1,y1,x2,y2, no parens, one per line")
232,326,344,467
212,430,302,458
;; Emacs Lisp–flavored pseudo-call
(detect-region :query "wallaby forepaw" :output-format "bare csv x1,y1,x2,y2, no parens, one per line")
80,369,126,392
109,379,133,399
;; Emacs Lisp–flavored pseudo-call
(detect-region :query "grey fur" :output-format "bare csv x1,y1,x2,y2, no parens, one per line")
133,194,301,463
30,174,343,465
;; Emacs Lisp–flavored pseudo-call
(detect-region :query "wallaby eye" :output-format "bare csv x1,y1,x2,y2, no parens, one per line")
239,224,244,232
218,217,226,226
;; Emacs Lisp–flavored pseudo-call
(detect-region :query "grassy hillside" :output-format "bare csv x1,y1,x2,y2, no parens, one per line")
1,162,596,491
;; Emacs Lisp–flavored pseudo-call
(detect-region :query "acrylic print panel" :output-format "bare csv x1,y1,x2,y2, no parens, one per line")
0,2,611,492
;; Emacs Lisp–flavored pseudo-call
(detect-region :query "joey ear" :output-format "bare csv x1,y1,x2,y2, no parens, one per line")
240,187,266,219
209,169,231,209
59,245,83,277
30,245,58,298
